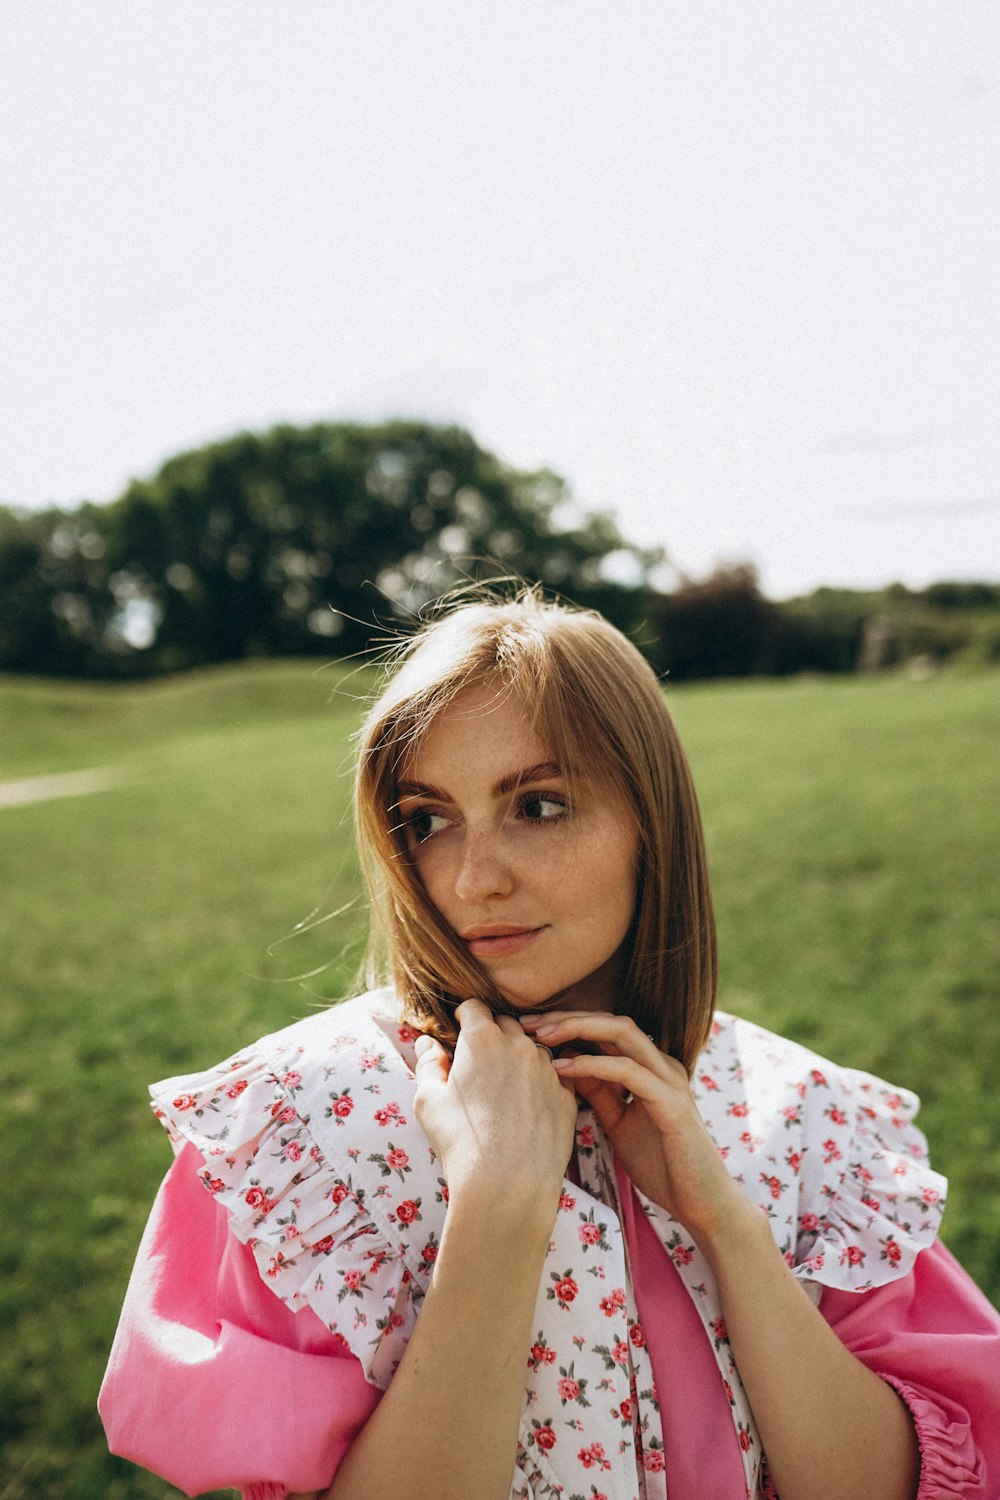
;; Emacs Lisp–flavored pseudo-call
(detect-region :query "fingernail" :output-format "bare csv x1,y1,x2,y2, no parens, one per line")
413,1034,434,1056
552,1057,573,1070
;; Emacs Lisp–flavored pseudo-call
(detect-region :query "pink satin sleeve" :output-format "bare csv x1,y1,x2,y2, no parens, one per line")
99,1143,381,1499
819,1240,1000,1497
103,1143,1000,1499
618,1161,1000,1498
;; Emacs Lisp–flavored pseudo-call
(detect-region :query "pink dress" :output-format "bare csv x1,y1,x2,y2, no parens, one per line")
100,1139,1000,1498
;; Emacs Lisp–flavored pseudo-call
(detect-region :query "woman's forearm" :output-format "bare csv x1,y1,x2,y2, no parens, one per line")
702,1205,920,1500
311,1188,556,1500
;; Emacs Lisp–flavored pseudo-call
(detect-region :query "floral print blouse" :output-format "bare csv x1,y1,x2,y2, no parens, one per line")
100,991,1000,1497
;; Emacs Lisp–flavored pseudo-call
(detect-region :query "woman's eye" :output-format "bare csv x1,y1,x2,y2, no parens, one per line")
520,794,567,822
406,809,449,843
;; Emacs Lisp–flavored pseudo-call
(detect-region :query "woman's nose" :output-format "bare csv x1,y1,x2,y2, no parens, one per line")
453,831,515,902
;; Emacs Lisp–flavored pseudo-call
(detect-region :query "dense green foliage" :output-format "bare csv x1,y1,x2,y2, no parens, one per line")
0,422,657,679
1,661,997,1498
2,420,998,683
649,568,1000,681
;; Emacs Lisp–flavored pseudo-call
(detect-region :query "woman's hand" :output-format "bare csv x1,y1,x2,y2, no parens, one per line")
413,999,578,1222
519,1010,754,1251
512,1012,921,1500
309,1003,585,1500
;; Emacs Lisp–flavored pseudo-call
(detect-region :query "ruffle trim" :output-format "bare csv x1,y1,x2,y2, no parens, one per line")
882,1376,986,1499
150,1049,415,1389
756,1376,985,1500
790,1065,947,1293
512,1442,574,1500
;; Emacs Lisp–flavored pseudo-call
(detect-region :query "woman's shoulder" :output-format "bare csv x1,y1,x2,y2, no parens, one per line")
701,1009,947,1293
704,1009,918,1106
706,1007,847,1071
699,1008,932,1159
139,988,430,1391
239,985,409,1067
147,987,423,1155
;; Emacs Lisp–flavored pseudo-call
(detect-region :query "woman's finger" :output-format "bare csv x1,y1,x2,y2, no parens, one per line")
494,1013,528,1039
456,1002,536,1046
569,1073,632,1132
551,1051,678,1107
521,1009,654,1040
413,1033,451,1089
521,1011,670,1073
455,997,495,1031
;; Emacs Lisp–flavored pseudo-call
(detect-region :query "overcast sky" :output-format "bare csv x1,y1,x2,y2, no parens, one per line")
3,2,999,598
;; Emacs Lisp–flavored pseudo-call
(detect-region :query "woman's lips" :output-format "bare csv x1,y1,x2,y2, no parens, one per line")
461,925,544,959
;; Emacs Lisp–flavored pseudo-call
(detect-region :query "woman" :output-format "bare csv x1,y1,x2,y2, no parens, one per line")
100,591,1000,1499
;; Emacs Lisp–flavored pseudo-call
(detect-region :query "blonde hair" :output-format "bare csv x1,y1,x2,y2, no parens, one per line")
354,590,717,1074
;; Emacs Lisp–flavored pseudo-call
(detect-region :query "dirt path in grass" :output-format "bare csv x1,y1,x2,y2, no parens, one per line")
0,767,118,809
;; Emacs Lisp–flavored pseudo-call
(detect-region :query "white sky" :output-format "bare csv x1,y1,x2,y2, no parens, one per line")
2,2,999,598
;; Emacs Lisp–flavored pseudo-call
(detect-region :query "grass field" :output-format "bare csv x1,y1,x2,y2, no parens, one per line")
1,660,998,1499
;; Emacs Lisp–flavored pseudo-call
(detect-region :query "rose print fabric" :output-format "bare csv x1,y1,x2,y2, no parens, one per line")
100,1148,1000,1500
99,1141,380,1498
618,1169,1000,1499
129,991,953,1500
148,996,654,1498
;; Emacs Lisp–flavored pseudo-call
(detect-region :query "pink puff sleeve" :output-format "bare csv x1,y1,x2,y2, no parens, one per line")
99,1142,380,1499
819,1241,1000,1497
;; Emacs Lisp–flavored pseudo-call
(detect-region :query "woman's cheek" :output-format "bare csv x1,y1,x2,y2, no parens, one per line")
411,845,453,905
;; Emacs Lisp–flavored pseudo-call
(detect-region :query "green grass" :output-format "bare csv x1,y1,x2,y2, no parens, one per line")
1,661,998,1499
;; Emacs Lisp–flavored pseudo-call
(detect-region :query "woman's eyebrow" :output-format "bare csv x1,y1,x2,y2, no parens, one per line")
492,761,563,797
394,761,564,805
394,779,444,803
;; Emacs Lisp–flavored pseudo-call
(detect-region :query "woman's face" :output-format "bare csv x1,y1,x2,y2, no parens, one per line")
396,684,638,1013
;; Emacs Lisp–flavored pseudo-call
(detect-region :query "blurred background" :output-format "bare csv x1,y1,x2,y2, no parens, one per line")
2,4,998,1496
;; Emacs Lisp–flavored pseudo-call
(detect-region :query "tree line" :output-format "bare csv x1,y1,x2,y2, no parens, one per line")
2,420,998,681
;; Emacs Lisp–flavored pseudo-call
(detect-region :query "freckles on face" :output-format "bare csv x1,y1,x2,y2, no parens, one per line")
396,685,639,1012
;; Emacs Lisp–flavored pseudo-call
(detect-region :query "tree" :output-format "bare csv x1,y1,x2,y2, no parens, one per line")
648,564,780,680
0,422,661,677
